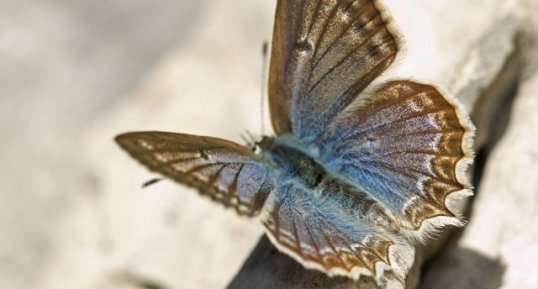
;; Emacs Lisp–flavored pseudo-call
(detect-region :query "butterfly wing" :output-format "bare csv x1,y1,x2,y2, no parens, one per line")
268,0,400,138
262,177,412,281
115,131,276,216
318,80,474,234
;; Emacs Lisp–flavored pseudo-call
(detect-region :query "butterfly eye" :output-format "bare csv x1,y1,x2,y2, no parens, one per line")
252,143,262,154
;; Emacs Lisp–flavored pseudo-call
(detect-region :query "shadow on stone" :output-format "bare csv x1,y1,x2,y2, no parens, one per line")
419,247,505,289
470,39,522,196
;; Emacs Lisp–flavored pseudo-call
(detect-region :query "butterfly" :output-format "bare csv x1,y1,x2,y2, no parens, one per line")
115,0,474,283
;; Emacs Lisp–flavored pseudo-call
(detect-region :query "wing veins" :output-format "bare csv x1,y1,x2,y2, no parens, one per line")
387,129,464,139
360,158,442,182
351,87,439,120
311,0,346,60
288,201,304,257
204,163,228,192
306,20,386,97
271,189,290,242
343,163,409,200
305,223,325,267
223,164,244,207
318,221,338,255
305,0,323,39
182,163,221,177
294,0,345,119
331,107,454,153
337,44,395,100
152,157,202,169
319,217,360,259
311,47,394,133
137,146,222,156
312,1,377,69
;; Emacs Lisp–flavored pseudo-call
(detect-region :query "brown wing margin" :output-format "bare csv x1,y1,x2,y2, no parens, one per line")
268,0,401,137
115,131,275,216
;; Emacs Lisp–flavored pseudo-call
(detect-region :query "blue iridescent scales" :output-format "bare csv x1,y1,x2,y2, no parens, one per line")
115,0,474,283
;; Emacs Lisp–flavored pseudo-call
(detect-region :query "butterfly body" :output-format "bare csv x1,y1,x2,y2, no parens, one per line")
259,134,326,189
116,0,474,284
260,132,401,229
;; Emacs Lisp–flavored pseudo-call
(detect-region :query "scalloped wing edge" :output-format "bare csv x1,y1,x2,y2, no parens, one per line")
400,80,475,244
261,219,414,286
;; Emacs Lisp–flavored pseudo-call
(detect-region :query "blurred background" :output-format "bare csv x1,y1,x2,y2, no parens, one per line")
1,0,537,289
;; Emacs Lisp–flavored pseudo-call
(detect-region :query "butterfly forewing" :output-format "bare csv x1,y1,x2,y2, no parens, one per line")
115,132,276,216
268,0,399,138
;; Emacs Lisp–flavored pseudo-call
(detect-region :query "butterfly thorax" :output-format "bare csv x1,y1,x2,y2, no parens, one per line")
259,135,328,189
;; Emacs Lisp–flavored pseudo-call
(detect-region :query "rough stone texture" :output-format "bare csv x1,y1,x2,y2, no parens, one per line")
1,0,537,289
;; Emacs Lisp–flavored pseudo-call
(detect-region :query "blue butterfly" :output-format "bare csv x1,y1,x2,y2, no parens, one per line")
116,0,474,282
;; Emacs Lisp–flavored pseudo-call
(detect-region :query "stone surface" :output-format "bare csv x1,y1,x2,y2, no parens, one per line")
0,0,204,288
1,0,538,289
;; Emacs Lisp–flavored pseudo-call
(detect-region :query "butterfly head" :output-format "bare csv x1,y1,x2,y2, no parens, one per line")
254,135,275,153
241,130,274,154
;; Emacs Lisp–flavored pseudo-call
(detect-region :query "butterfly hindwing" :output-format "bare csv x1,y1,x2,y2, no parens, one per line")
115,132,276,216
262,177,408,280
318,80,474,233
268,0,400,138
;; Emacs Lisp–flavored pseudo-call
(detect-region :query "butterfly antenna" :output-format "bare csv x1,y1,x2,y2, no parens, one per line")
241,131,256,150
260,41,269,136
240,132,250,145
246,129,257,144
